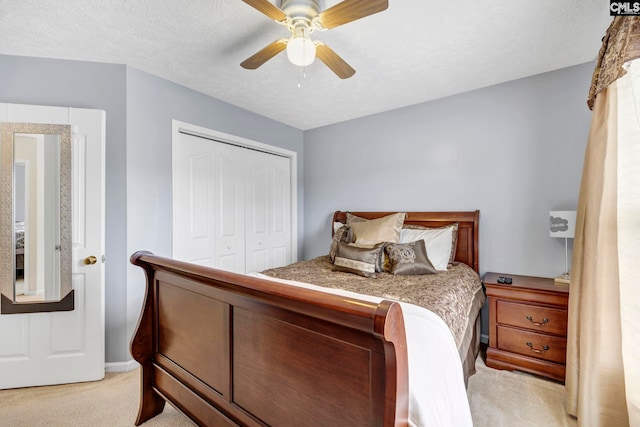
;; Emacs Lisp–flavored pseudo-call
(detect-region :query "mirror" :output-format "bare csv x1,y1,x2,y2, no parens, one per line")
1,123,73,313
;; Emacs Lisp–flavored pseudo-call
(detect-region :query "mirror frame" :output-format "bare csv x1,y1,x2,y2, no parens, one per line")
0,122,74,314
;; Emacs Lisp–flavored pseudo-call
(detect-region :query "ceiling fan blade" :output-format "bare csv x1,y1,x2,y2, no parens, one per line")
315,44,355,79
241,40,287,69
317,0,388,29
241,0,287,22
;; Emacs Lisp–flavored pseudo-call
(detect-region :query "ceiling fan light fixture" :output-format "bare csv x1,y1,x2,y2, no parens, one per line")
240,0,389,78
286,35,316,66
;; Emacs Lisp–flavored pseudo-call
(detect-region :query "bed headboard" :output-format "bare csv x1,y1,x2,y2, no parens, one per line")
333,211,480,274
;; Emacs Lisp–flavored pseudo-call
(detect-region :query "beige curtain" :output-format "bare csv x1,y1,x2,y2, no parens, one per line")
566,17,640,427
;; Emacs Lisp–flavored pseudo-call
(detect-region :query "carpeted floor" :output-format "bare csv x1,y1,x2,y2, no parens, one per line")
467,356,577,427
0,368,194,427
0,354,576,426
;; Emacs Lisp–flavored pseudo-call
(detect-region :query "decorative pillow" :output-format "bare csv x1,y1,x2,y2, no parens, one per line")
348,242,387,272
399,223,458,271
385,240,437,276
403,222,459,265
333,221,346,234
333,242,383,277
347,212,406,245
329,225,355,263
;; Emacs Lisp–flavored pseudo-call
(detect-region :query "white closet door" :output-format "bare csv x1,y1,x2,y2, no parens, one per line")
268,154,292,269
245,150,291,273
172,133,216,267
173,134,245,273
214,143,245,273
173,128,292,275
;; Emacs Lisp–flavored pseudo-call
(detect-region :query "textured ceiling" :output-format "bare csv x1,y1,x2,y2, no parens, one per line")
0,0,611,130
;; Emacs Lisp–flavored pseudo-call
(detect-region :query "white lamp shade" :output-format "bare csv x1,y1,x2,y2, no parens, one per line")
549,211,577,238
286,36,316,66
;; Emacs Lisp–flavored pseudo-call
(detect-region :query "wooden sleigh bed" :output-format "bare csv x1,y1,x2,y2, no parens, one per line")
130,211,481,427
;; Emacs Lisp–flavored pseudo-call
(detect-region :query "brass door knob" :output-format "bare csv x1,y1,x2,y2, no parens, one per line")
83,255,98,265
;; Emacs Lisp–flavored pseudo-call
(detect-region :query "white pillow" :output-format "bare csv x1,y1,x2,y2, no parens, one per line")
333,221,345,233
400,227,453,271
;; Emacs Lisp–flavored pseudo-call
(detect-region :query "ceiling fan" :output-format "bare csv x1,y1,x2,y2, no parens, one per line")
239,0,389,79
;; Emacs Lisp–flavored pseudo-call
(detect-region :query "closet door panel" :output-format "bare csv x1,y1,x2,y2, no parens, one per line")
271,246,287,270
269,155,291,269
250,250,268,274
250,162,268,235
246,152,291,272
172,134,216,266
246,154,270,273
215,144,245,273
173,127,293,275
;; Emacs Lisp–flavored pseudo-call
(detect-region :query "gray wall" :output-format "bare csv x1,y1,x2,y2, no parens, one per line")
303,62,593,338
125,66,304,352
0,54,304,364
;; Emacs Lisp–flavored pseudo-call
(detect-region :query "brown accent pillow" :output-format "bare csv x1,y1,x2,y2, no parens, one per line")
347,212,406,245
348,242,387,272
403,222,459,265
329,225,355,263
333,242,383,277
385,240,437,276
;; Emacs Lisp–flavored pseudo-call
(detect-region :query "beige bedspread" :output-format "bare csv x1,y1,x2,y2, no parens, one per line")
261,256,485,349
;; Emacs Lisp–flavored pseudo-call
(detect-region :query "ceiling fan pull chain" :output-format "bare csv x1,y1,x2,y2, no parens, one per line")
298,59,308,89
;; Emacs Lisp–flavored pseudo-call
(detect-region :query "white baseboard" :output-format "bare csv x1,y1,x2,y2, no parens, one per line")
105,359,139,373
480,333,489,345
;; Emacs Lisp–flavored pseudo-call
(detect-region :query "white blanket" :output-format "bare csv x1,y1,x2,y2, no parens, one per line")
250,273,473,427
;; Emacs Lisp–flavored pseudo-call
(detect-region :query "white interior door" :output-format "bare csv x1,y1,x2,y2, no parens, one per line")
0,104,105,389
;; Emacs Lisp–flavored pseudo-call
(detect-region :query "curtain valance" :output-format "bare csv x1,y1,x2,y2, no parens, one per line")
588,17,640,110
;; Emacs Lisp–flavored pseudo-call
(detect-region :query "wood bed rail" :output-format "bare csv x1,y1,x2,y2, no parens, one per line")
130,251,409,426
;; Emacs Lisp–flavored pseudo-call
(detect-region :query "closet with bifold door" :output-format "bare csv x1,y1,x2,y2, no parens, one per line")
172,130,292,274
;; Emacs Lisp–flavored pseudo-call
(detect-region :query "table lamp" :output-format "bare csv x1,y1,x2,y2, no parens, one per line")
549,211,576,284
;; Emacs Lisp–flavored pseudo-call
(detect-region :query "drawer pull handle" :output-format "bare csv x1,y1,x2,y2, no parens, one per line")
526,342,549,353
526,315,549,326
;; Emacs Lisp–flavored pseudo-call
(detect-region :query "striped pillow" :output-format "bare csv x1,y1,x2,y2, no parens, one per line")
333,242,384,277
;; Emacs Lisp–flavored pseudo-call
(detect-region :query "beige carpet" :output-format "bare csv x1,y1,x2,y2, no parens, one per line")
0,356,575,426
0,369,194,427
468,356,577,427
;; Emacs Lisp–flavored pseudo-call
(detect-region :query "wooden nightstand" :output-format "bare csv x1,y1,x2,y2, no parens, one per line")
484,272,570,382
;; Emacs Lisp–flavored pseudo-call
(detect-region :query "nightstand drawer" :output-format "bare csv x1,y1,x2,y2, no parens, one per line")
496,300,567,336
497,326,567,364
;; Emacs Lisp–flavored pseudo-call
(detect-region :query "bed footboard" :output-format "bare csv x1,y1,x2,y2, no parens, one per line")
130,251,409,426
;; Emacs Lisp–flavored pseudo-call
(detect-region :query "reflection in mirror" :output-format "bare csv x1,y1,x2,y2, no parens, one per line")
14,162,28,300
13,134,61,302
0,123,72,312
